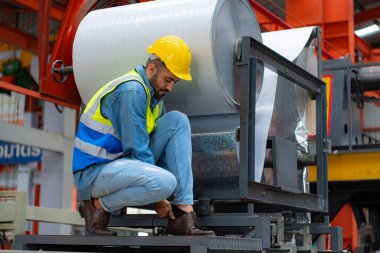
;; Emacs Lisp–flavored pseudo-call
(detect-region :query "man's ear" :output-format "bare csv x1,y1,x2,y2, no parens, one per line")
146,63,156,79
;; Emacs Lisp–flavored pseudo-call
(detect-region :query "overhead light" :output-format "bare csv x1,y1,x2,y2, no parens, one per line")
355,24,380,37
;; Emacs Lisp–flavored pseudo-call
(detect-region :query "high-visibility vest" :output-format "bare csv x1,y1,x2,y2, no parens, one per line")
72,69,163,173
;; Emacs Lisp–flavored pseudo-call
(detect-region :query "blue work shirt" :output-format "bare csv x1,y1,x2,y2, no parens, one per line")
74,65,163,201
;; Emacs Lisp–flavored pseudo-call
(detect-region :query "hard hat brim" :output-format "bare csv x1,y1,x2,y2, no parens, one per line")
175,72,192,81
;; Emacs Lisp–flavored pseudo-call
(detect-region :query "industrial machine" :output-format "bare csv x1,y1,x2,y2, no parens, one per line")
317,59,380,253
0,0,344,252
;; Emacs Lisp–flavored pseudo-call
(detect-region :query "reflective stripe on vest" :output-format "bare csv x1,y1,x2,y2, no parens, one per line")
74,138,122,160
73,70,163,172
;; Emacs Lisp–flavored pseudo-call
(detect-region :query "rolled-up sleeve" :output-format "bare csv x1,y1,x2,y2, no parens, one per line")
101,81,154,164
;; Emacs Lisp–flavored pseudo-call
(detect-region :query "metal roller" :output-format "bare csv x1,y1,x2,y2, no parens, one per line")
73,0,262,115
360,66,380,91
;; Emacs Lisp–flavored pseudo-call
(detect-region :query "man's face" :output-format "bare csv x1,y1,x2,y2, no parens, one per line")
149,64,180,99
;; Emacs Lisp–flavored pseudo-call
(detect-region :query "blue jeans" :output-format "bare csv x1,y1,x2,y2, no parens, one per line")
92,111,194,212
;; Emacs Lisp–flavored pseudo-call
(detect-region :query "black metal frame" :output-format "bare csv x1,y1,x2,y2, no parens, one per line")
196,35,328,212
239,36,327,212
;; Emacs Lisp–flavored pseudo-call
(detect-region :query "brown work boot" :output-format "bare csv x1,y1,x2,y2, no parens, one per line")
79,200,116,236
167,211,215,236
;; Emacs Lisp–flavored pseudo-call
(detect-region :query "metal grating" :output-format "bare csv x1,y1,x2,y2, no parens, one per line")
208,236,263,251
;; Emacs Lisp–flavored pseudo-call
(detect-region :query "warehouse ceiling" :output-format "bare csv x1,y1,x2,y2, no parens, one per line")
354,0,380,47
0,0,379,53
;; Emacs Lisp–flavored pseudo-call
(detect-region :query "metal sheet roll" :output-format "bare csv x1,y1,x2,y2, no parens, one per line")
192,27,319,191
262,27,318,139
73,0,261,115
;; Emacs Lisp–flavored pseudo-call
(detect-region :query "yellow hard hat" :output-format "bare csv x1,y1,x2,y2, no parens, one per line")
147,35,192,81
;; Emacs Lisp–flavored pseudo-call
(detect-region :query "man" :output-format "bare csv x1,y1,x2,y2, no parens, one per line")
72,35,214,236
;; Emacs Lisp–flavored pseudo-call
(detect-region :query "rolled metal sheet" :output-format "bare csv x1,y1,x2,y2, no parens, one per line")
192,27,319,191
190,113,239,193
262,27,317,138
256,26,317,182
73,0,261,115
192,130,240,192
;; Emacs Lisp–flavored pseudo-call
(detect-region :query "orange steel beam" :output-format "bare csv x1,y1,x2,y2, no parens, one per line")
250,0,334,59
0,24,38,54
13,0,64,21
38,0,51,93
364,91,380,107
285,0,380,63
0,81,80,110
369,48,380,62
249,0,291,30
355,35,372,58
355,37,380,62
42,0,97,106
286,0,356,62
355,5,380,25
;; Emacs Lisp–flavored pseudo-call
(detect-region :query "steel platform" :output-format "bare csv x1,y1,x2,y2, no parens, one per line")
12,235,263,253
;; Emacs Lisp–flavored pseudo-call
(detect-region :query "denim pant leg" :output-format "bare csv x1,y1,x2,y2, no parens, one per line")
149,111,194,205
91,158,177,212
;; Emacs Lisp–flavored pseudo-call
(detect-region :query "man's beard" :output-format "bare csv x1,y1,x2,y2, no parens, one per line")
151,73,169,99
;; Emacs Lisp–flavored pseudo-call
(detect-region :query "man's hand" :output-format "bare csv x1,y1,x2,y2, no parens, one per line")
154,200,175,219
